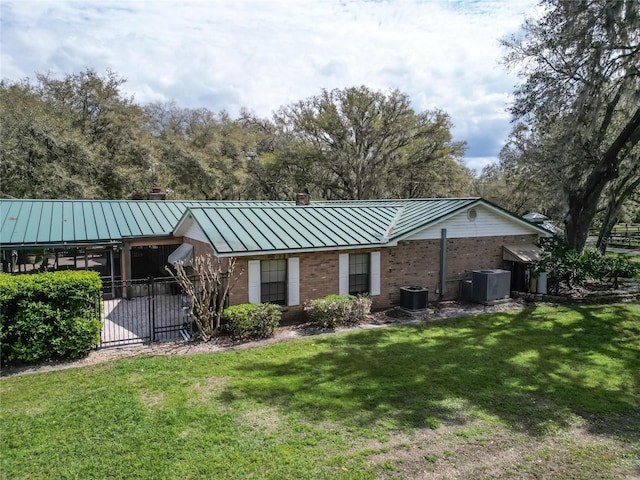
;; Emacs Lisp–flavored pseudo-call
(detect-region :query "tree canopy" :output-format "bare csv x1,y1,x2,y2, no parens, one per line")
273,86,467,200
502,0,640,251
1,75,471,201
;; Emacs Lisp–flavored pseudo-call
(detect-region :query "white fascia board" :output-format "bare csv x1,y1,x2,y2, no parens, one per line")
172,212,194,237
212,241,398,258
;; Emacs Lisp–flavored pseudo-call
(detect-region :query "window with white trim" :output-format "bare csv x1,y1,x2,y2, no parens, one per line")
339,252,380,296
248,258,300,306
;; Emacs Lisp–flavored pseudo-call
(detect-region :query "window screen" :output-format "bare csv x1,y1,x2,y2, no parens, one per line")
349,253,370,295
260,259,286,305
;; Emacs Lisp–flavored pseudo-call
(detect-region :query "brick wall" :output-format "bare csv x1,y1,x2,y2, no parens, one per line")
387,234,538,302
184,234,538,319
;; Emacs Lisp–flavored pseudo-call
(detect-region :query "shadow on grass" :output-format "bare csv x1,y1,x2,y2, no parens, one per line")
220,304,640,440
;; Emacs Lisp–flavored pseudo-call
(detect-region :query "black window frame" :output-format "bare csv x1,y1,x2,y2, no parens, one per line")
260,259,287,305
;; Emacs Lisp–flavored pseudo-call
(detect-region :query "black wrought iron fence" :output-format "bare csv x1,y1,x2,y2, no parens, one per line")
100,276,194,348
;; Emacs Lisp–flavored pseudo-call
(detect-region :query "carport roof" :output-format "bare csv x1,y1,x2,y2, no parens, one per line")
0,199,290,247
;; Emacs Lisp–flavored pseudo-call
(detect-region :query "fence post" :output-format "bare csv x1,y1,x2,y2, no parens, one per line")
149,277,155,343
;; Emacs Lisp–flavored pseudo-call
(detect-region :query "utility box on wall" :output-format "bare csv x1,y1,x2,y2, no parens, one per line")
471,269,511,303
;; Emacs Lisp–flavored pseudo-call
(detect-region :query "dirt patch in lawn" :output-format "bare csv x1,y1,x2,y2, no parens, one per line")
365,417,637,479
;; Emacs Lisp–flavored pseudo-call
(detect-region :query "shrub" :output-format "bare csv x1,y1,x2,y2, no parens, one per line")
304,294,372,328
221,303,281,340
602,255,639,289
0,271,102,366
534,237,639,293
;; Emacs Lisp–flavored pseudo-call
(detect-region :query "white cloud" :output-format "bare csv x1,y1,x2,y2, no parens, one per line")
0,0,540,171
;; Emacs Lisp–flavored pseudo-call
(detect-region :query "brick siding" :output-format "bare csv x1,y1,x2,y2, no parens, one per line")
387,234,538,302
185,234,538,320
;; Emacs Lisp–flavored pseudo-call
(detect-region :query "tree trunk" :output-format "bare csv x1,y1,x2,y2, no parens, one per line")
596,173,640,253
565,107,640,252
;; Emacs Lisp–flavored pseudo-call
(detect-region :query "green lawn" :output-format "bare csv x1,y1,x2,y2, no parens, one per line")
2,304,639,479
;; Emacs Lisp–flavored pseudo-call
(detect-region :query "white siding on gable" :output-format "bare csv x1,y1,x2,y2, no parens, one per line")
405,205,537,240
182,219,209,244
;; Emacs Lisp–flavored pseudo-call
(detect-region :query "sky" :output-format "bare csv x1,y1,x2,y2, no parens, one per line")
0,0,540,174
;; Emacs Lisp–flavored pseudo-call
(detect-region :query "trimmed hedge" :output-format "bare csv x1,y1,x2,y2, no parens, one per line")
0,271,102,366
304,294,372,328
221,303,281,340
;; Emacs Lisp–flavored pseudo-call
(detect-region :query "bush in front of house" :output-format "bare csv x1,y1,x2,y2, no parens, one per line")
221,303,281,340
0,271,102,366
304,294,372,328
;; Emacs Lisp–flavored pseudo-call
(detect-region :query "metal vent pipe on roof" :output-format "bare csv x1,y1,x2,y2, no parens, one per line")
148,187,166,201
295,191,310,206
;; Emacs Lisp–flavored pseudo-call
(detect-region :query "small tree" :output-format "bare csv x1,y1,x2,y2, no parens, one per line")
167,254,237,341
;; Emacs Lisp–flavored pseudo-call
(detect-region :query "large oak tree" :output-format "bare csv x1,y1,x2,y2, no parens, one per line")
273,86,467,200
504,0,640,251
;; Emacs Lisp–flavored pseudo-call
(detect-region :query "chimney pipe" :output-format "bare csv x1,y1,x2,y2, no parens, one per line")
148,187,166,201
295,191,310,206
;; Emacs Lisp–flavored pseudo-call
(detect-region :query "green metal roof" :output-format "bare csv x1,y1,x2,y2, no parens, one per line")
184,205,400,254
0,199,290,247
1,197,545,252
318,198,479,239
177,198,496,255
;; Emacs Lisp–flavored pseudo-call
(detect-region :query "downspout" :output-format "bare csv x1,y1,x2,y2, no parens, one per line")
439,228,447,299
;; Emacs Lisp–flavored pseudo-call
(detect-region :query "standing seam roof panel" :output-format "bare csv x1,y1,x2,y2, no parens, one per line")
272,209,318,249
190,210,231,253
289,208,342,246
290,208,339,248
220,210,262,252
346,206,397,241
36,202,54,243
23,202,42,244
333,207,393,242
241,209,292,250
1,202,21,243
73,203,87,242
14,202,32,244
93,203,111,240
129,203,154,236
239,209,290,251
259,209,306,249
101,203,121,240
238,209,280,251
226,209,274,252
82,202,100,241
49,202,63,243
138,203,164,235
283,209,335,247
113,203,135,237
199,209,246,253
62,202,75,242
313,207,366,245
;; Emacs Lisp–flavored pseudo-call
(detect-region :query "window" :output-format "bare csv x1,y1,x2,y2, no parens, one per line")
349,253,370,295
260,259,286,304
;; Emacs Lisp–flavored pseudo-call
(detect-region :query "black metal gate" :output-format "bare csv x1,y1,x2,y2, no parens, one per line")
100,277,194,348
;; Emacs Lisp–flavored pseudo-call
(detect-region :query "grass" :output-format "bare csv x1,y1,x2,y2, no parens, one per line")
1,304,639,479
